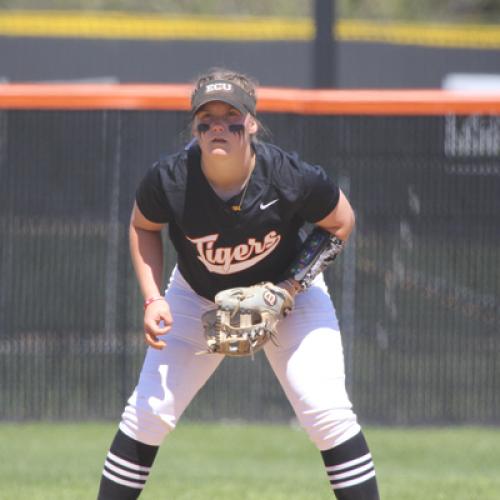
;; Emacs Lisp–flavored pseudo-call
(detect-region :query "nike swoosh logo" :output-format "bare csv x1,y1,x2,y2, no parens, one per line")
260,199,279,210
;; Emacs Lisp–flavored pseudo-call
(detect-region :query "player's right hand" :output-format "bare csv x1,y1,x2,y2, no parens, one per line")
144,299,173,350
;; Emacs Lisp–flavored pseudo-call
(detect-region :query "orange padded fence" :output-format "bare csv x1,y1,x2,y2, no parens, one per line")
0,84,500,114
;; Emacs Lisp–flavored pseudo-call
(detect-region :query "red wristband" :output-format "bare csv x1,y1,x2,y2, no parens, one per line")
143,296,165,310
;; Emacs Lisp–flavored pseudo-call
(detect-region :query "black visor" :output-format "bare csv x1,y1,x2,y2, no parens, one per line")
191,80,256,116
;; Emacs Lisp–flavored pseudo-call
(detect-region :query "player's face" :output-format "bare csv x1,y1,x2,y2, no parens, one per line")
193,101,256,158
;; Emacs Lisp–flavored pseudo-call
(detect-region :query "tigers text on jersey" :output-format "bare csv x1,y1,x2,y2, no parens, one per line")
135,142,339,301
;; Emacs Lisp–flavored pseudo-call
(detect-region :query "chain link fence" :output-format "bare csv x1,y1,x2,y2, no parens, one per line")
0,109,499,424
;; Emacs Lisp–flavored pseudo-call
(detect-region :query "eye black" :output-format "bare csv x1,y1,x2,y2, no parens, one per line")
197,123,210,133
228,124,245,134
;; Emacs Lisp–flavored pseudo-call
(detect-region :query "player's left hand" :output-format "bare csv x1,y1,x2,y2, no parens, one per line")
275,279,301,298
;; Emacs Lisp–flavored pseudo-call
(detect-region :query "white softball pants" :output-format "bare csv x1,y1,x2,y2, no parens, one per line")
119,267,360,451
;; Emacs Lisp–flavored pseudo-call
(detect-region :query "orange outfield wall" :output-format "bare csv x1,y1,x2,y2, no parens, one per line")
0,84,499,114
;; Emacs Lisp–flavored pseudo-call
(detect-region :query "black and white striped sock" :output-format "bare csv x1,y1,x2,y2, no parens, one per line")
97,429,158,499
321,431,379,500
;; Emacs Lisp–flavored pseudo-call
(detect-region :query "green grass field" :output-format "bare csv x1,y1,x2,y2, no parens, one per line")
0,422,499,499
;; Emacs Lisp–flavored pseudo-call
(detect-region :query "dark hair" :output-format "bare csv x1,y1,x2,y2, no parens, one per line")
190,67,270,141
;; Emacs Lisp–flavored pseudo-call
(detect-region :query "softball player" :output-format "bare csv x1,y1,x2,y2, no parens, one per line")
97,68,380,500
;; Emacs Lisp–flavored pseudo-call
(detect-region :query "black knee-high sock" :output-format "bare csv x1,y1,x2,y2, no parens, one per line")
97,429,159,500
321,431,380,500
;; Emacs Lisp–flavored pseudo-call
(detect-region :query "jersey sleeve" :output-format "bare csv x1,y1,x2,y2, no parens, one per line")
297,161,340,223
135,162,172,223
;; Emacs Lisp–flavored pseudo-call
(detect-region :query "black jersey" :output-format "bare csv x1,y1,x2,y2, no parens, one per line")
136,142,339,301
